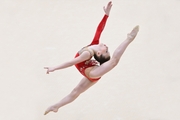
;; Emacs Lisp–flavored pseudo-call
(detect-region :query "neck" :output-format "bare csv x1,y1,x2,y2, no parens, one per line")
88,45,99,54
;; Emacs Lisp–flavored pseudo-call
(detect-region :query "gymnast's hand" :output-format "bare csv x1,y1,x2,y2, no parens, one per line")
103,1,113,16
44,67,55,74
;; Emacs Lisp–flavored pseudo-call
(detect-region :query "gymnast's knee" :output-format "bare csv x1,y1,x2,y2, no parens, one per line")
70,88,82,98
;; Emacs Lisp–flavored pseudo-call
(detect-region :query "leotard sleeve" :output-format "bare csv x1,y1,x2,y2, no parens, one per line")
89,15,109,45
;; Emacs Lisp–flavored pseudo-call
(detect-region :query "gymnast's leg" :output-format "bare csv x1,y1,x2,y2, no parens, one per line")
44,77,97,115
89,25,139,78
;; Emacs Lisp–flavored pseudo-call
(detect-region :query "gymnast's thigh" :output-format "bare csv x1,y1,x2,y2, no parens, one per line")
84,66,99,79
88,60,117,78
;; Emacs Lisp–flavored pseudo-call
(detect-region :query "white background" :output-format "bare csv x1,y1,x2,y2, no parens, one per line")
0,0,180,120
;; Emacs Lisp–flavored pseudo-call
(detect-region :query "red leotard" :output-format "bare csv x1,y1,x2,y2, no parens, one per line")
75,15,108,82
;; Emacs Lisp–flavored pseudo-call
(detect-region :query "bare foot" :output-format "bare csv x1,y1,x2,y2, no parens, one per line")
44,105,59,115
127,25,139,40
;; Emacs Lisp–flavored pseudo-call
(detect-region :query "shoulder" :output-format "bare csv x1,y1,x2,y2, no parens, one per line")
79,47,94,57
69,51,91,65
78,50,92,60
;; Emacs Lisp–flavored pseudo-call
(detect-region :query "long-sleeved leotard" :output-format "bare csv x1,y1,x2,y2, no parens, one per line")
90,15,108,45
75,15,108,82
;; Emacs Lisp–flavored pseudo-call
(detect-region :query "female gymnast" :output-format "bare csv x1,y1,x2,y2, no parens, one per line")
44,1,139,115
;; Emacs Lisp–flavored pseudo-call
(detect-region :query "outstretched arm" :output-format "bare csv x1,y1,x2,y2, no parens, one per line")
90,1,112,45
44,51,91,74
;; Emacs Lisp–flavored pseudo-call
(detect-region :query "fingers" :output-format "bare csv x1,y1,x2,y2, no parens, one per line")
107,1,113,8
103,6,105,12
104,1,113,15
44,110,49,115
44,67,49,74
104,1,112,10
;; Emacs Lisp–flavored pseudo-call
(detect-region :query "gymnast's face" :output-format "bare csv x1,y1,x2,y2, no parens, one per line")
98,43,110,58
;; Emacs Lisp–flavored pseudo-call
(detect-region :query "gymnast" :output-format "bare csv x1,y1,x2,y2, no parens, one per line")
44,1,139,115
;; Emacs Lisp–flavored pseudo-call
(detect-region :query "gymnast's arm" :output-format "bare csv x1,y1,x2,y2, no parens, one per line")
89,1,112,45
44,51,91,74
89,15,108,45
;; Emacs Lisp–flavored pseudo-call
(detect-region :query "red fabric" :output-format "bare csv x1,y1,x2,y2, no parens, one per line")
90,15,108,45
75,53,100,82
74,15,108,82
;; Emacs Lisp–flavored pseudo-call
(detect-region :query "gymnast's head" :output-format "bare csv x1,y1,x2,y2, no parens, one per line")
94,43,110,65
